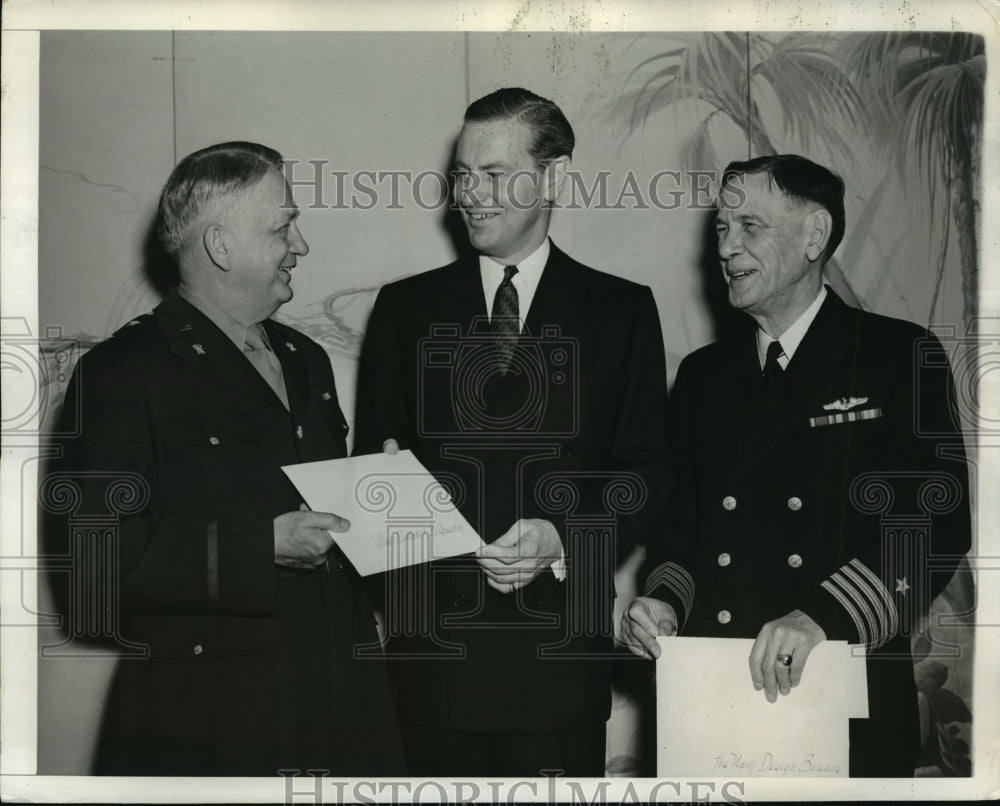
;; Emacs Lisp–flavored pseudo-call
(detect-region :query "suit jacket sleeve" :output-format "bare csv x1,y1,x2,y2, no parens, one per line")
54,348,276,618
601,285,671,563
640,354,698,629
353,284,413,457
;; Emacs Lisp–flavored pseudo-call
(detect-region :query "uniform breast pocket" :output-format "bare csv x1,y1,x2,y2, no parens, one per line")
160,412,261,460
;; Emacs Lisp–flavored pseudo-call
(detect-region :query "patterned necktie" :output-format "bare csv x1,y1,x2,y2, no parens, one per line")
244,324,289,408
763,339,785,396
492,265,520,375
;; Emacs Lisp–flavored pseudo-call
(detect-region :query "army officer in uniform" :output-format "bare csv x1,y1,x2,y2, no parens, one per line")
620,154,971,776
49,142,402,775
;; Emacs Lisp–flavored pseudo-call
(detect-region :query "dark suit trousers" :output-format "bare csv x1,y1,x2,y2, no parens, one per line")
400,721,606,777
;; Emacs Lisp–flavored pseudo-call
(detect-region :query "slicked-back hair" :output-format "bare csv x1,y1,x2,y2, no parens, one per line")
464,87,575,166
158,141,284,260
721,154,846,262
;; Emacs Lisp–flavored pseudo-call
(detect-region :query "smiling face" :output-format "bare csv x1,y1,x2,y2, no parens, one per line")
219,168,309,323
453,118,558,265
715,173,827,337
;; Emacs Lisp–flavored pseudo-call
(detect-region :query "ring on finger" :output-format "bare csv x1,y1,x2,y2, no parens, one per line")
775,653,793,667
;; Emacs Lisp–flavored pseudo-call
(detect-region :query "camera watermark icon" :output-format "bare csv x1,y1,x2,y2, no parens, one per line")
917,318,1000,440
417,319,578,438
1,317,81,438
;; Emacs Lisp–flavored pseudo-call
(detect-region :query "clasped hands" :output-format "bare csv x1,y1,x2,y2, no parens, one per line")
619,599,826,702
476,518,563,593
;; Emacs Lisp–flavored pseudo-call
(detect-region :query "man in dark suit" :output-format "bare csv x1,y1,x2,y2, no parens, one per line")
620,154,971,776
48,141,401,775
354,88,669,776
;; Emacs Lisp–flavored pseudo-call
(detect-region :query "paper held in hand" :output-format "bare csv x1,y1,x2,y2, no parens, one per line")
655,636,868,777
282,450,483,576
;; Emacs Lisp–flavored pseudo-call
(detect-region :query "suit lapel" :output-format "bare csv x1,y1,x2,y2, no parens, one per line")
734,291,855,472
445,255,490,328
452,244,580,469
155,291,290,412
522,243,581,339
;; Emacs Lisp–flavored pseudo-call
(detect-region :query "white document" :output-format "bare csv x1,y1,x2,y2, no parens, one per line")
847,644,869,719
656,636,867,777
282,450,483,576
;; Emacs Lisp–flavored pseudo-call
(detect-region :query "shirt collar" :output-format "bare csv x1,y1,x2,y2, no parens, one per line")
479,237,549,296
177,284,263,352
756,285,828,369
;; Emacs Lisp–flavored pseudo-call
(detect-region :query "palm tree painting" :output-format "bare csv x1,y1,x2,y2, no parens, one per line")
615,32,867,307
616,31,983,329
846,32,984,329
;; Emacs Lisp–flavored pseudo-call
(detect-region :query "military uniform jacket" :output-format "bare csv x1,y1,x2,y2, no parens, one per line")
50,289,402,775
354,243,670,733
642,289,971,775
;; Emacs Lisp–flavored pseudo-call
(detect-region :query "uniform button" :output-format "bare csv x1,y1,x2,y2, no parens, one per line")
717,609,731,624
788,554,803,568
722,496,737,511
787,496,803,511
208,436,220,446
296,425,304,439
193,644,203,655
717,552,731,567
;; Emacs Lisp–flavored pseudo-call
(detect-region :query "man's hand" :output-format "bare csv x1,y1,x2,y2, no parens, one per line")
749,609,826,702
274,506,350,571
476,518,562,593
619,597,677,659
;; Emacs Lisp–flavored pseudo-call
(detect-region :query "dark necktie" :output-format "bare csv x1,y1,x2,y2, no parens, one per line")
763,339,785,396
492,265,520,374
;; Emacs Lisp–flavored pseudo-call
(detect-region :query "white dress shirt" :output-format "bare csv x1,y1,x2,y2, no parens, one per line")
480,238,549,329
756,285,828,370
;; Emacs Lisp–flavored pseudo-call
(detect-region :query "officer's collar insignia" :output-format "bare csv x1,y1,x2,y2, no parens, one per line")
823,396,868,412
285,342,297,352
192,343,206,355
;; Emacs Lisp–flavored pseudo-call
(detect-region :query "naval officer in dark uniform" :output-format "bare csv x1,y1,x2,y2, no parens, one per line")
620,154,971,776
50,142,402,775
